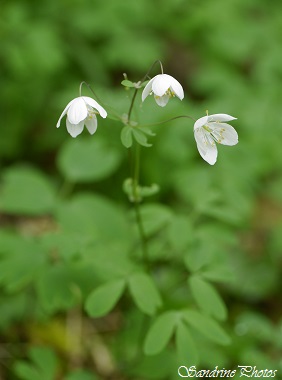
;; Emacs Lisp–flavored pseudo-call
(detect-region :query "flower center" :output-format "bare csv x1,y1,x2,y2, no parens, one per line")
87,107,98,119
203,124,226,144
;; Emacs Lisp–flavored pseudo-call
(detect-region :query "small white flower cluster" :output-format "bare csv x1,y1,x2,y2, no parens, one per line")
57,73,238,165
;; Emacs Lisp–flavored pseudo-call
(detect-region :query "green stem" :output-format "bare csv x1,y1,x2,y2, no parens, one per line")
125,61,166,268
127,88,138,123
141,115,196,128
132,143,149,269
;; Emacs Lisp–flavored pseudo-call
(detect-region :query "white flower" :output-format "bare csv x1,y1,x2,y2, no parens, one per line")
142,74,184,107
194,113,238,165
56,96,107,138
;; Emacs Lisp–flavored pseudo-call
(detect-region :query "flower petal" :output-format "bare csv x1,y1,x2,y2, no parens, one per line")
169,76,184,100
66,119,84,138
141,77,154,102
82,96,107,118
154,94,170,107
152,74,171,97
85,115,98,135
67,97,88,125
56,99,76,128
194,116,209,130
208,122,238,146
207,114,237,123
194,128,218,165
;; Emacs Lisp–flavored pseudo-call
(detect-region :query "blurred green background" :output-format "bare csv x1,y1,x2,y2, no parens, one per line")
1,0,282,378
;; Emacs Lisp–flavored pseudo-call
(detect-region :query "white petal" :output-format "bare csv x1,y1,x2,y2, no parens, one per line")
194,115,209,130
194,128,218,165
154,94,170,107
169,76,184,100
141,77,154,102
67,97,88,125
152,74,171,96
66,119,84,138
82,96,107,118
85,115,98,135
207,114,237,123
208,122,238,146
56,98,76,128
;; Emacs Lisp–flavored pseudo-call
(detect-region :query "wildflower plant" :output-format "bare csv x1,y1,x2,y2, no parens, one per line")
0,60,241,380
53,60,239,375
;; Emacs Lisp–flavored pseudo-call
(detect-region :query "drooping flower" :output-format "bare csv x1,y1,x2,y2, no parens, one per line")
142,74,184,107
193,113,238,165
56,96,107,138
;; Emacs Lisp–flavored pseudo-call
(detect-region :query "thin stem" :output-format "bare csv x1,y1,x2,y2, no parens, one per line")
127,60,165,124
127,88,138,124
141,115,196,127
131,143,149,269
126,61,167,269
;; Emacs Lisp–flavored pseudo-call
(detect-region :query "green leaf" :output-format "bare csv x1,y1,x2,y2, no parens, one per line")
14,347,58,380
139,203,173,236
176,321,199,366
144,311,178,355
139,183,160,198
129,272,162,316
189,275,227,321
0,239,46,292
132,128,152,147
0,293,27,330
57,137,122,182
201,265,235,283
168,215,194,252
36,263,78,313
140,126,156,136
0,166,55,215
123,178,159,202
121,79,135,87
121,126,133,148
85,279,125,317
66,369,97,380
183,310,231,346
56,193,129,245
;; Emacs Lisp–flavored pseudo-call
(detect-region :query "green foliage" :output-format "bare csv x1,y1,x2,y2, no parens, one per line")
0,166,56,215
1,0,282,377
128,272,162,315
85,279,126,317
57,137,122,182
65,370,97,380
176,322,199,366
188,275,227,321
14,347,58,380
183,310,231,346
144,311,178,355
